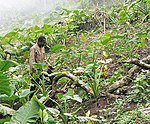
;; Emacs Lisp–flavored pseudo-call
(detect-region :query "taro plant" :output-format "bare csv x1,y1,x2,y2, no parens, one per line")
4,97,41,124
0,60,18,98
0,61,56,124
0,62,32,108
61,8,91,28
29,63,53,99
48,88,82,124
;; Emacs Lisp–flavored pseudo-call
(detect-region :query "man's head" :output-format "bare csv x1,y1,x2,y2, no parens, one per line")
37,36,46,48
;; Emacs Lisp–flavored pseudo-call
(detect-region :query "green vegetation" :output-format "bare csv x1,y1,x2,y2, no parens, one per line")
0,0,150,123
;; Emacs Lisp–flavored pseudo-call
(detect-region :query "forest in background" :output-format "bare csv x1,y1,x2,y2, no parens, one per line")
0,0,150,123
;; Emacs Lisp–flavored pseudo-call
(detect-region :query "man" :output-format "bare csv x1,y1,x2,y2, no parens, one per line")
29,35,47,72
29,35,54,71
29,36,54,90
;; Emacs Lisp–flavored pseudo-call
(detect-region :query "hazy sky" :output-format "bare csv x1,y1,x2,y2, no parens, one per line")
0,0,75,35
0,0,35,12
0,0,70,20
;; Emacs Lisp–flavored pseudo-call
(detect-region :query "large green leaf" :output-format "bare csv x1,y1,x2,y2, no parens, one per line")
0,94,18,101
51,44,65,52
5,99,40,124
0,72,12,96
4,32,18,38
42,24,54,34
99,33,112,45
0,60,18,72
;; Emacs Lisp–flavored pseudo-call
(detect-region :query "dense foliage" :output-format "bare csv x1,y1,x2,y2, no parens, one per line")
0,0,150,123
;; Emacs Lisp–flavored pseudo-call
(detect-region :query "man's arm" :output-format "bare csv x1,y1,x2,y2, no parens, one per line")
29,48,36,72
43,48,54,69
44,54,54,69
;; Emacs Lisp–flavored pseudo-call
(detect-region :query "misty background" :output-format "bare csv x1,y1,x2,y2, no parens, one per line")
0,0,71,20
0,0,126,35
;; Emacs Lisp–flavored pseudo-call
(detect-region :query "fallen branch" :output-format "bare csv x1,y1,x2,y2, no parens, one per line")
43,71,93,96
141,107,150,114
123,59,150,70
104,56,150,93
